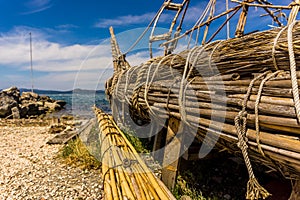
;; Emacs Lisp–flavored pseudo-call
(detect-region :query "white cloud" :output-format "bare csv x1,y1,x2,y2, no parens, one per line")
0,26,112,72
95,12,158,28
0,26,117,90
26,0,51,8
22,0,52,15
0,26,168,90
95,3,209,29
55,24,79,29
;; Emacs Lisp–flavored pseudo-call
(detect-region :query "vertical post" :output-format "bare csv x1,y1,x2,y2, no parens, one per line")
235,0,254,37
152,123,167,163
29,32,34,93
161,117,183,190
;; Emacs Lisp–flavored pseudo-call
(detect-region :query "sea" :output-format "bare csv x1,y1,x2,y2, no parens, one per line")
39,91,111,118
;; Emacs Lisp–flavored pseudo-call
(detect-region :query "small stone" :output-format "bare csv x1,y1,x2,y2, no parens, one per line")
180,195,192,200
224,194,231,200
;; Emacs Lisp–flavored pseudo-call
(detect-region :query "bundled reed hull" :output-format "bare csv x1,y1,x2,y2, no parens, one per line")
106,23,300,181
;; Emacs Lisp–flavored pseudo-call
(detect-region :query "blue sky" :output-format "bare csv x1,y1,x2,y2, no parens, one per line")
0,0,295,90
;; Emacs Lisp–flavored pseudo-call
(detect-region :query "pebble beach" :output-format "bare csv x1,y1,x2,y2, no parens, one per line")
0,122,103,200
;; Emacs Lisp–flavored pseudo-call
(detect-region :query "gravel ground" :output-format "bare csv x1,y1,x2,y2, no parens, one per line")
0,125,103,200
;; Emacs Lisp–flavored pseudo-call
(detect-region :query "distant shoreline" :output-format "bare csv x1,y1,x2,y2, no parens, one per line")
16,88,106,95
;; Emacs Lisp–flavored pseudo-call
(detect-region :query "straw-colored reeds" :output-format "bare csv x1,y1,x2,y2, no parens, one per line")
106,22,300,199
94,107,175,200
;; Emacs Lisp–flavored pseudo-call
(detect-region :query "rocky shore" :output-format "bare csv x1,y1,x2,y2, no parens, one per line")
0,87,66,119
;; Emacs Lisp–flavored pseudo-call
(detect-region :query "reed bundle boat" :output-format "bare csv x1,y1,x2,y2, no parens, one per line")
103,0,300,199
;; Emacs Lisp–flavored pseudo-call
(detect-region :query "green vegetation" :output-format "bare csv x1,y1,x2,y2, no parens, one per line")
60,136,101,170
122,128,151,153
173,174,209,200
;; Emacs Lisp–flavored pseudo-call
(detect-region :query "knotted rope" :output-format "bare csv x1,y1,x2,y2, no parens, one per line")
235,71,271,200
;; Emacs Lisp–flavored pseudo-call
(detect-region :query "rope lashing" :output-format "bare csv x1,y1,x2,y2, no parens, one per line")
179,46,200,125
287,21,300,123
272,26,288,71
235,71,271,200
255,70,282,157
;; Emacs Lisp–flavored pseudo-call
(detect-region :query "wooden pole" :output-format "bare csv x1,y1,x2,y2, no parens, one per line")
162,117,183,190
235,0,254,37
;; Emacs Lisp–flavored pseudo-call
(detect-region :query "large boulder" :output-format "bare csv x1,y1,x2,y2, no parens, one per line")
0,103,13,117
2,87,20,102
20,92,40,103
56,100,66,107
0,87,19,118
20,102,47,118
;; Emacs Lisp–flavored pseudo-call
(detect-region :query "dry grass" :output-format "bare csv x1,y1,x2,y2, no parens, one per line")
59,136,101,170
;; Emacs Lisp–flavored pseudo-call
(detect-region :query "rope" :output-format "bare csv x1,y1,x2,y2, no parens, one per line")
114,71,125,103
187,0,213,48
113,71,125,123
254,70,282,157
234,71,271,200
208,40,223,69
124,67,139,106
179,46,200,125
124,4,165,55
272,26,288,70
287,21,300,123
144,56,172,117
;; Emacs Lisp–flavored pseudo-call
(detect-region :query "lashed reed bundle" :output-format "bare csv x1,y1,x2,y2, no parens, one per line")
106,23,300,199
109,60,300,175
177,21,300,76
94,107,175,200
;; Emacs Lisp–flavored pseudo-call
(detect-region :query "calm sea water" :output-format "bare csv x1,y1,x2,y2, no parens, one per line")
41,92,111,118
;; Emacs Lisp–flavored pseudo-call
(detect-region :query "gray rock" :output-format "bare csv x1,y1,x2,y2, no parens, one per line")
2,86,20,102
44,102,61,111
40,95,52,102
20,105,29,118
0,104,11,117
224,194,231,200
0,95,18,118
56,100,66,108
11,107,20,119
20,92,39,102
0,87,66,118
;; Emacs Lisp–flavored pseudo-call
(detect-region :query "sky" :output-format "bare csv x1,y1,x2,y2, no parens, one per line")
0,0,296,91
